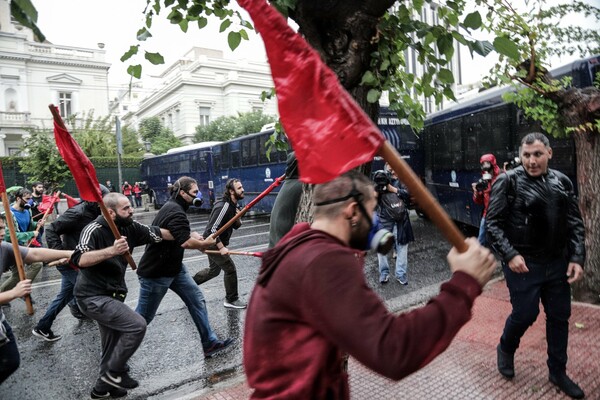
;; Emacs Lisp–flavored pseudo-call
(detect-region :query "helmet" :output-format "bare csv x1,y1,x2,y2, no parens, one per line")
99,184,110,197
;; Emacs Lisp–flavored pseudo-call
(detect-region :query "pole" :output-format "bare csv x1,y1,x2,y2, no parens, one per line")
378,141,467,253
204,249,263,258
116,117,123,193
28,191,61,247
0,162,34,314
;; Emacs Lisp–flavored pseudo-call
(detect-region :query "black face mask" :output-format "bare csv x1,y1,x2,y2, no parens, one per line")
115,214,133,228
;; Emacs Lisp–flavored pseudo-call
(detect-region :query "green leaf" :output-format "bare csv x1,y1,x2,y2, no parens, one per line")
120,45,139,62
469,40,494,57
493,36,521,61
145,52,165,65
127,64,142,79
437,68,455,84
197,17,208,29
463,11,482,30
228,31,242,51
179,19,189,33
361,71,378,86
220,19,232,32
367,89,381,103
239,29,249,40
136,28,152,41
167,9,183,24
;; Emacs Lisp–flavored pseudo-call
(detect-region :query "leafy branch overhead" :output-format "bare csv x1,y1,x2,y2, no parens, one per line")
119,0,255,79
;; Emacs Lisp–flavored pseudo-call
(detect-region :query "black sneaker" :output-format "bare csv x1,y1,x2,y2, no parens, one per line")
32,327,62,342
204,338,234,358
549,373,585,399
223,299,247,309
90,387,127,399
100,371,139,390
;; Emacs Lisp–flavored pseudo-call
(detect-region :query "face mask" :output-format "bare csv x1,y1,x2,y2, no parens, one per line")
366,214,394,254
192,197,203,207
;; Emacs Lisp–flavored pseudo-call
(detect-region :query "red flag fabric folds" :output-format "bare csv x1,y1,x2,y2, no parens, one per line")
237,0,385,184
53,118,102,202
62,193,80,209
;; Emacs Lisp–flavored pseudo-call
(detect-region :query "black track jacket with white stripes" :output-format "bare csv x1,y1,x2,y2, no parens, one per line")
203,197,241,247
72,216,163,298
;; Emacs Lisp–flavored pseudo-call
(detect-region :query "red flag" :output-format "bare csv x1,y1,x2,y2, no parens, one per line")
238,0,385,184
0,161,6,193
51,108,102,202
62,193,80,208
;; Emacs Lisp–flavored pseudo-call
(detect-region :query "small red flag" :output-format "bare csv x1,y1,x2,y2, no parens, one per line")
52,110,102,202
0,160,6,193
62,193,80,209
238,0,385,183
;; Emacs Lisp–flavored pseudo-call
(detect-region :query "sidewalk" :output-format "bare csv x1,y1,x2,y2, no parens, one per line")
191,279,600,399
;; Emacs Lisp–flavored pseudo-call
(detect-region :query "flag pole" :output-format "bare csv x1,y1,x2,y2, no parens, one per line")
204,249,263,258
28,191,60,248
0,161,34,315
379,141,467,253
211,173,286,240
49,105,137,270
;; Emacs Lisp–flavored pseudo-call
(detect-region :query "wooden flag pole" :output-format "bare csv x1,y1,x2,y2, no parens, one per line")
0,163,34,315
49,105,136,270
28,191,60,248
205,249,264,258
379,141,468,253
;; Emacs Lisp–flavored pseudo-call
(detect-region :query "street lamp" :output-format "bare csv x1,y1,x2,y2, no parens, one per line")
143,141,154,158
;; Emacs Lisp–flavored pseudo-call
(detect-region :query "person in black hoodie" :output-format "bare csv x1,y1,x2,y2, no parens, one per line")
193,178,246,309
135,176,233,359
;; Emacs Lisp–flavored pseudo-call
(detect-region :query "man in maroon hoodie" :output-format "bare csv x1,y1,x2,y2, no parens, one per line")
244,171,497,399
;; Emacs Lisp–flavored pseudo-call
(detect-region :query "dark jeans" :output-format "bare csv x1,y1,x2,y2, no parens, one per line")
35,265,79,331
0,319,20,385
136,265,218,349
77,296,146,376
193,252,239,303
500,258,571,375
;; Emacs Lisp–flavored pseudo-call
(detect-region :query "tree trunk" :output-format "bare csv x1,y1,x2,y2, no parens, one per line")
572,131,600,304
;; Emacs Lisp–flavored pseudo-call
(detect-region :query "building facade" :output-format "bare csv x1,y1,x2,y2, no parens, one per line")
0,0,110,156
119,47,277,144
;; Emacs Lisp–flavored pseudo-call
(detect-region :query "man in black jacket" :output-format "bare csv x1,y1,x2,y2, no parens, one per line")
486,132,586,399
135,176,234,358
71,193,173,398
32,185,110,342
193,178,246,309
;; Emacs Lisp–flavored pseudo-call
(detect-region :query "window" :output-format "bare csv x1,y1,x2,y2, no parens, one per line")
199,107,211,126
58,92,72,117
242,138,257,166
259,134,269,164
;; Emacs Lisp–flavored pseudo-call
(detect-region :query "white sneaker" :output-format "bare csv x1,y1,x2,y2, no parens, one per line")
224,300,247,309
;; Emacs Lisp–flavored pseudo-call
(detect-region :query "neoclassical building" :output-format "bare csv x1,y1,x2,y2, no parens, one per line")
118,47,277,144
0,0,110,156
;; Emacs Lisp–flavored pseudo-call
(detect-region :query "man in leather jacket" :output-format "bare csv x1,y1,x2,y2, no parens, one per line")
486,132,586,399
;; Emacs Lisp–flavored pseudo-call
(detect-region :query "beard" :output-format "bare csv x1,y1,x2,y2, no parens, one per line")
115,214,134,228
234,191,245,200
348,221,370,251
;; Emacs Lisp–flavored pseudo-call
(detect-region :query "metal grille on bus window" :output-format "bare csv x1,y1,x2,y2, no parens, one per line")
259,134,269,164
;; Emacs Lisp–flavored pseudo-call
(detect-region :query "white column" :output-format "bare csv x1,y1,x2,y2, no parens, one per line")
0,133,6,157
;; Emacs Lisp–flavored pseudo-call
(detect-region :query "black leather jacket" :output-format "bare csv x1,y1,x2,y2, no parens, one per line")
486,166,585,265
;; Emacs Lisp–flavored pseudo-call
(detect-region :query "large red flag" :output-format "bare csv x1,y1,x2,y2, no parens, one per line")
51,107,102,202
237,0,384,184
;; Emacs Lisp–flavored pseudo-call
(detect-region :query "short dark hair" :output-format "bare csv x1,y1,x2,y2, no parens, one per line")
15,188,31,199
521,132,550,147
313,171,374,218
31,181,43,187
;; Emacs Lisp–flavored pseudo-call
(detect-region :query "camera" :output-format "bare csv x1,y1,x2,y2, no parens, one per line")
504,157,521,171
475,178,490,192
372,170,391,193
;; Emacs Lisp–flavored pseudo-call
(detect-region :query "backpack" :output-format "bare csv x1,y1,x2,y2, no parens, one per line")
379,192,407,222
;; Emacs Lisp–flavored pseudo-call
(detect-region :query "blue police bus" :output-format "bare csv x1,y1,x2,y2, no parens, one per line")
141,107,425,213
421,55,599,228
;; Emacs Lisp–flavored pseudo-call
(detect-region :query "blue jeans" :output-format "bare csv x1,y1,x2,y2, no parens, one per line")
136,265,218,350
0,319,20,384
500,258,571,375
378,224,408,282
36,265,79,331
477,216,487,246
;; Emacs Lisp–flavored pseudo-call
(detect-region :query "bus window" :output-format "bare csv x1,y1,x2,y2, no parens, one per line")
433,119,462,171
259,134,269,164
198,152,208,172
221,144,230,169
213,146,222,172
180,156,190,174
242,137,258,166
231,149,240,168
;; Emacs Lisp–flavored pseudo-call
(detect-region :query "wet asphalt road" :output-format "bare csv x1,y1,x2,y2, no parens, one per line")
0,211,480,400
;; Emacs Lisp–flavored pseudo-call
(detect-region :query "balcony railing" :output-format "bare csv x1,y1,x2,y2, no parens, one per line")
0,111,31,124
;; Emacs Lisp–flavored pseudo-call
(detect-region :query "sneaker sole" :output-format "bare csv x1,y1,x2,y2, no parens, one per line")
32,329,61,342
101,375,139,390
223,303,246,309
205,340,235,358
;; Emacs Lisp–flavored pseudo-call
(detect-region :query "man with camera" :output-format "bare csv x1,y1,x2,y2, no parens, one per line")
373,163,414,285
471,154,500,246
